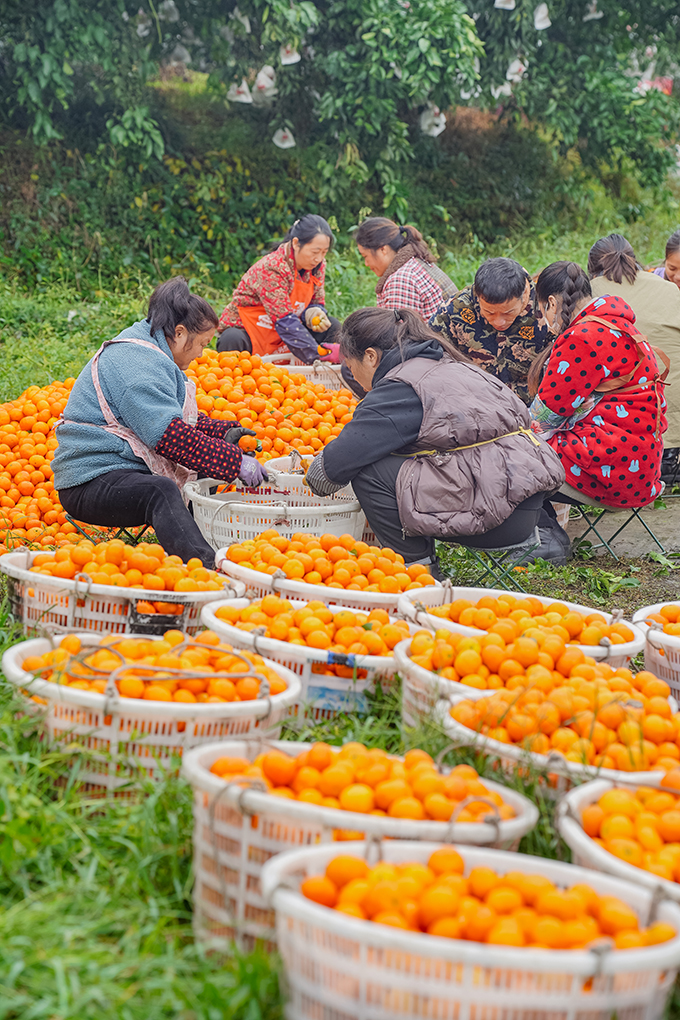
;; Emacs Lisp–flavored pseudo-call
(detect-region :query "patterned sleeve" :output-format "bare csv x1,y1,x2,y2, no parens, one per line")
195,413,240,437
537,328,610,416
381,264,441,320
251,264,295,323
155,418,242,479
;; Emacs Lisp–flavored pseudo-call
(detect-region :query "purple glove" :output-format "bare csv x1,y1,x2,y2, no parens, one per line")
238,455,269,487
319,343,341,364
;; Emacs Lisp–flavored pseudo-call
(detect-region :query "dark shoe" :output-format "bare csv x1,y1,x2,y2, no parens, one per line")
527,524,569,565
661,447,680,485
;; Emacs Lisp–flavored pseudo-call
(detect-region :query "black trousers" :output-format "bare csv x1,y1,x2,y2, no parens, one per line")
350,455,546,562
216,315,342,355
58,469,216,568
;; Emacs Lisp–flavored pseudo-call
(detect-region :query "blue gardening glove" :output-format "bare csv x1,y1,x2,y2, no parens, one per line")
238,454,269,487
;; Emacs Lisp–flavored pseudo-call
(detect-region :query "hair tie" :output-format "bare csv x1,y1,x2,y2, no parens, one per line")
394,310,401,322
398,225,408,237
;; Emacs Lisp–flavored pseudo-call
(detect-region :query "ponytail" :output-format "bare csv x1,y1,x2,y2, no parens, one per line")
529,261,592,397
340,306,468,364
147,278,218,341
588,233,639,286
354,217,435,263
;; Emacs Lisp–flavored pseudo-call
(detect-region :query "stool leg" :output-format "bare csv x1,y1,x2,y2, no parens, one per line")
571,507,620,561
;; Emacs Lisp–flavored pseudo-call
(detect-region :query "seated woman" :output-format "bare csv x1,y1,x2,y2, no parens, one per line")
588,234,680,481
53,278,268,569
652,228,680,289
355,217,457,321
216,214,340,363
304,307,564,568
529,261,667,508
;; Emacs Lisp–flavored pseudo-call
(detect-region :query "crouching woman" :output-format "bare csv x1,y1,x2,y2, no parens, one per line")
304,308,565,567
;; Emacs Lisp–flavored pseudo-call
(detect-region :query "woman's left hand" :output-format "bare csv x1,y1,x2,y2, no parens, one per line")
304,306,331,332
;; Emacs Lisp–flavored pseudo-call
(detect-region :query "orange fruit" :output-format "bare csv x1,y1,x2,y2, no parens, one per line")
325,856,369,889
301,875,338,907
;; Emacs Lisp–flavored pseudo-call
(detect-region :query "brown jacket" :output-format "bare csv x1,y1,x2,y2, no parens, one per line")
387,356,565,537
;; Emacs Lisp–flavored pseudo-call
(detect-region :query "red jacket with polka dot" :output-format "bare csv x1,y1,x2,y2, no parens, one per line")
532,295,666,507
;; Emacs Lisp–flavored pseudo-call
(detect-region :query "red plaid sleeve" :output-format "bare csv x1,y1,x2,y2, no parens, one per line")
378,260,443,320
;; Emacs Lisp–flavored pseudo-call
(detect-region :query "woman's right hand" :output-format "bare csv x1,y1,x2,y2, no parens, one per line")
238,454,269,487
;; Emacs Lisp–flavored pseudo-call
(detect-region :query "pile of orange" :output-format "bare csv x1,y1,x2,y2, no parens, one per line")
643,603,680,636
0,378,77,552
449,667,680,771
28,539,226,592
225,529,435,593
215,598,410,657
580,778,680,880
300,848,675,948
409,623,637,693
428,594,635,647
187,349,356,462
21,630,287,703
209,743,515,825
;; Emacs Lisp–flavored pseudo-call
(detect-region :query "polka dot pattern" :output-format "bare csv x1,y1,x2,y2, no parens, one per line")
537,296,666,507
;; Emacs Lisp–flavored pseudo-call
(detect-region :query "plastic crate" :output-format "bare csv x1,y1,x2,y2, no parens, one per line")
632,602,680,697
261,840,680,1020
182,740,538,952
216,555,442,616
398,584,646,667
2,634,301,793
558,778,680,905
184,478,364,551
0,549,243,636
260,356,344,390
202,599,404,719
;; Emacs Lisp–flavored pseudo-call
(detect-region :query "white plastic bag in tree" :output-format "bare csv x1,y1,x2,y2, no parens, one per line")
273,128,296,149
231,7,251,33
227,79,253,104
419,103,446,137
494,0,516,10
533,3,551,29
254,65,278,101
280,43,301,65
491,81,512,98
506,58,526,82
583,0,603,20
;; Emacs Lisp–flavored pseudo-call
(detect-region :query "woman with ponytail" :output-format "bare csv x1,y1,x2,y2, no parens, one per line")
305,307,564,568
355,217,457,321
529,261,667,508
588,233,680,474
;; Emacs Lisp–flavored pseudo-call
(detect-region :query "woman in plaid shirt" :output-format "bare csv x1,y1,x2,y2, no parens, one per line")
355,218,458,321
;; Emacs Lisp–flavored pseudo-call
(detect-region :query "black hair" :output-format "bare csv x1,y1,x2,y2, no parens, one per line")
354,217,434,263
339,307,467,364
147,278,218,341
273,214,334,253
473,258,529,304
588,233,639,285
528,261,592,396
665,229,680,260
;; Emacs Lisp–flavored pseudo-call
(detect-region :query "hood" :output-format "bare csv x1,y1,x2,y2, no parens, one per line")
573,295,636,332
111,316,175,361
373,338,444,386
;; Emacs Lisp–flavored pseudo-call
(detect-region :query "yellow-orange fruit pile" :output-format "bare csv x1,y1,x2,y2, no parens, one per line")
28,539,226,592
0,379,76,552
580,776,680,880
226,529,435,593
428,594,635,647
450,668,680,772
408,625,634,693
300,848,675,949
21,630,287,703
209,744,515,824
187,349,356,462
644,603,680,636
215,598,410,656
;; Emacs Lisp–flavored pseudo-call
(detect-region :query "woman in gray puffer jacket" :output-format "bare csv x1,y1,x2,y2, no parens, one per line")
305,307,565,566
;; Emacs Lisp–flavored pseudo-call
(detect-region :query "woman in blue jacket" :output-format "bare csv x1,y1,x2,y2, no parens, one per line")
53,278,268,567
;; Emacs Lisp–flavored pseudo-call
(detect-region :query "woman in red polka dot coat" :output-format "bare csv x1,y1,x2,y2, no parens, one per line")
529,261,667,508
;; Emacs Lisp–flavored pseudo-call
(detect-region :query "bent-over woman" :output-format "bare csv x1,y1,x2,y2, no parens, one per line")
216,215,340,363
652,229,680,289
53,278,268,568
529,261,667,507
305,308,564,567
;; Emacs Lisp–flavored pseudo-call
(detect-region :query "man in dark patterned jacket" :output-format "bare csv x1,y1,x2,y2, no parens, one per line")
429,257,551,405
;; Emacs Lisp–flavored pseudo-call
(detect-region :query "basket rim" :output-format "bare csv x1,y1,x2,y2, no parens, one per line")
442,705,666,785
1,633,301,719
184,479,362,514
397,589,646,661
181,738,538,843
557,777,680,903
632,601,680,650
394,638,496,702
260,840,680,974
0,549,243,603
203,598,399,671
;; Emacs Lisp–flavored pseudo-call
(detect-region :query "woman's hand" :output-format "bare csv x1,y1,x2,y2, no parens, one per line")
224,426,257,445
304,306,331,332
238,454,269,487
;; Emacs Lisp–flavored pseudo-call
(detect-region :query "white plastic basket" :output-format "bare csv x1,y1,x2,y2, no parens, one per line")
182,740,538,952
265,455,355,500
202,599,405,719
398,584,646,667
261,840,680,1020
442,696,664,795
260,356,344,390
557,778,680,905
184,478,364,551
216,555,442,616
1,634,301,792
632,602,680,696
0,549,244,636
394,637,495,729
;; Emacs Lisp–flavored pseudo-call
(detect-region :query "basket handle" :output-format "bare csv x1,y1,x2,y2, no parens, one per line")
647,619,666,650
446,796,501,845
